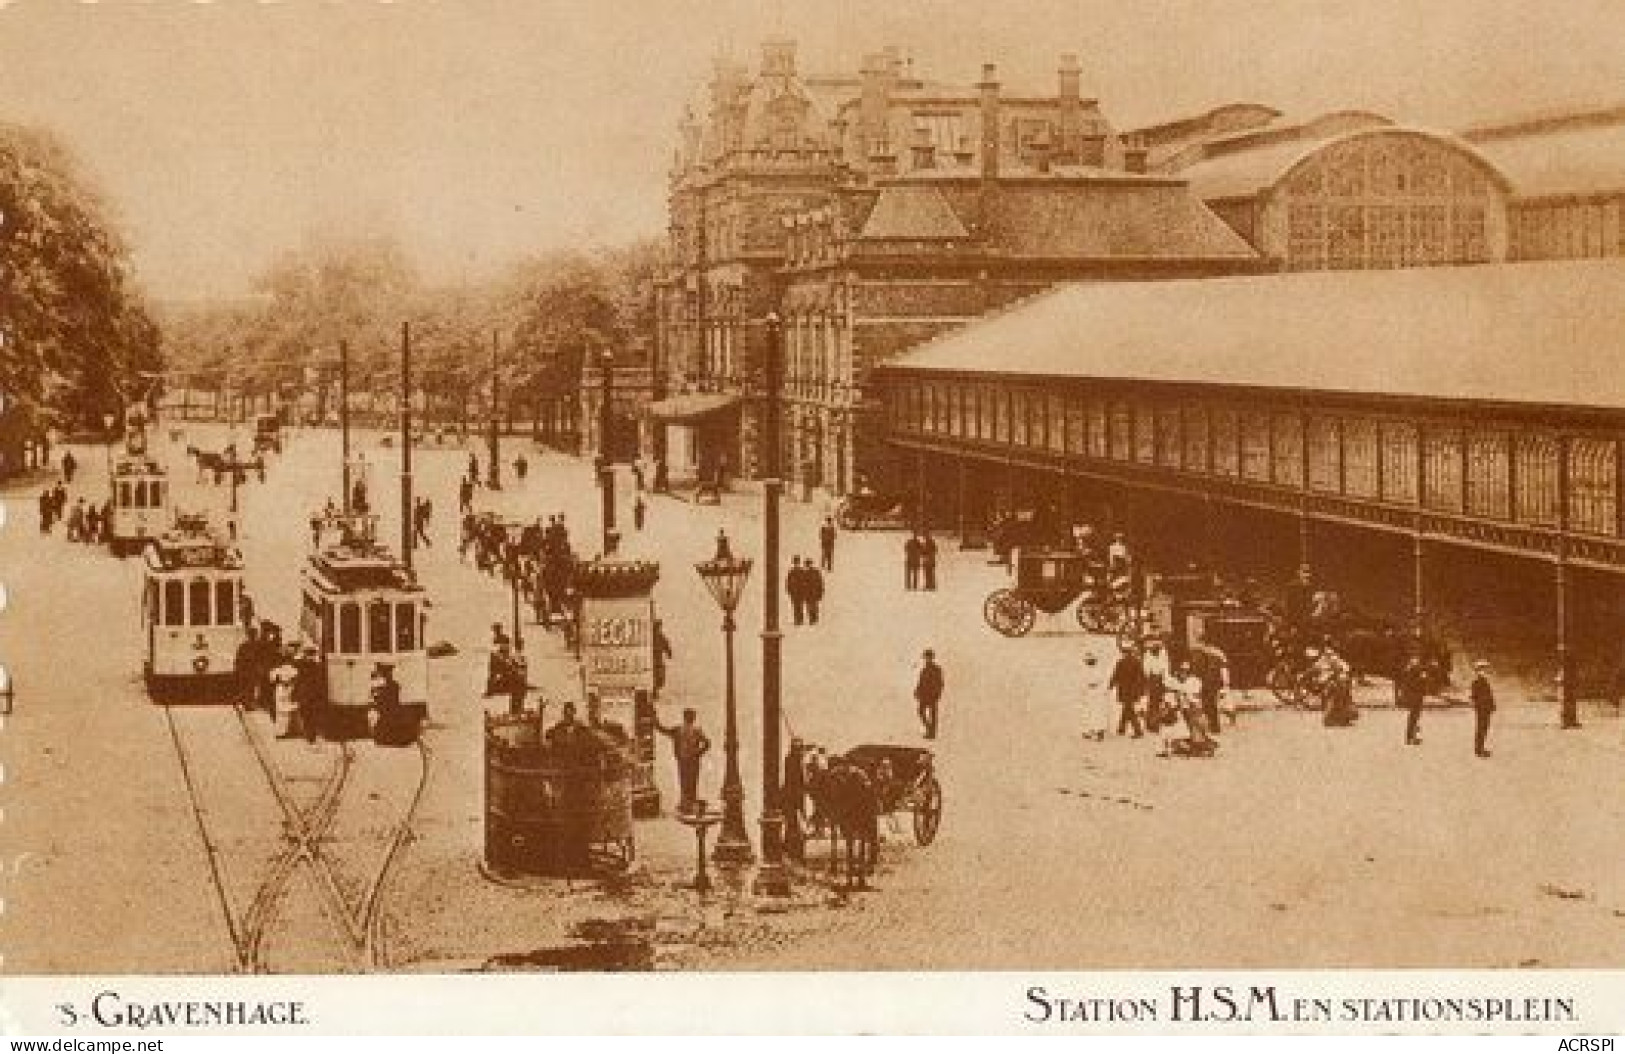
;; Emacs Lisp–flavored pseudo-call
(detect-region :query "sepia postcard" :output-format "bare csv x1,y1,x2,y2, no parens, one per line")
2,0,1625,1037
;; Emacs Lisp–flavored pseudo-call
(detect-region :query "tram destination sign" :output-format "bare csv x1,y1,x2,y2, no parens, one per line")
580,595,655,692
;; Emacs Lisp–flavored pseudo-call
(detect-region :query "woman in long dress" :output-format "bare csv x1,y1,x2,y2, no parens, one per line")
1081,650,1111,741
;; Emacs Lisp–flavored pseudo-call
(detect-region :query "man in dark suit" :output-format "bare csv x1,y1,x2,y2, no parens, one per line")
1108,643,1145,738
914,649,944,739
786,557,807,625
802,557,825,625
1396,653,1427,745
1470,660,1496,757
904,534,923,591
818,517,837,572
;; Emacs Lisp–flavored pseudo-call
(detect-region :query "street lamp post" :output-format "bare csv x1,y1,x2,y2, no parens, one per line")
503,522,526,655
755,311,790,897
488,329,503,491
695,553,754,864
102,411,116,477
597,351,618,556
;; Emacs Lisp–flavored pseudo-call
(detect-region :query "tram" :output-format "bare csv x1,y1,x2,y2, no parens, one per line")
299,515,429,739
109,426,170,556
141,513,247,699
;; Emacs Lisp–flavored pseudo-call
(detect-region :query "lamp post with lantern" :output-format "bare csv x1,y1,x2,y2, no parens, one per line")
754,310,791,897
694,552,753,864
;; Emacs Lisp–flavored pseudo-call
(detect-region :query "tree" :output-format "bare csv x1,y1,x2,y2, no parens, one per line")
0,122,162,429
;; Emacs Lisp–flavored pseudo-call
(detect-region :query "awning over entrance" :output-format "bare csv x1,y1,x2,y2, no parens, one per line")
644,392,740,423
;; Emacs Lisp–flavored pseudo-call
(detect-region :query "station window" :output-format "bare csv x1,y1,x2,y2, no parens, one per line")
1155,405,1181,469
189,579,211,626
339,603,362,654
1211,409,1239,477
369,601,392,653
1108,402,1133,461
1466,432,1511,519
1240,412,1271,482
1272,412,1304,486
1568,438,1618,536
1343,419,1379,498
1049,395,1067,454
1423,429,1465,512
396,603,417,652
164,581,185,626
215,580,236,626
1307,416,1341,492
1514,435,1560,526
1182,406,1209,473
1380,422,1419,504
1133,404,1156,464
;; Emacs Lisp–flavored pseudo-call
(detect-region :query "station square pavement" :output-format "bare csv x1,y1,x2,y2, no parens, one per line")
3,424,1624,973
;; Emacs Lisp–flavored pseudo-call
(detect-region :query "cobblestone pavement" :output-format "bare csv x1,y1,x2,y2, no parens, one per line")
3,424,1624,972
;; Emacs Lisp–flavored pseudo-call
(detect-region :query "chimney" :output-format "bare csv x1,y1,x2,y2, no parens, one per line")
978,63,1001,181
1122,134,1148,174
1057,53,1083,163
860,51,899,172
1058,53,1081,99
760,38,797,79
910,126,937,170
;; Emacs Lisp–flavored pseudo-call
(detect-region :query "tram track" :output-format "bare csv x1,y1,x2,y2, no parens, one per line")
162,699,431,972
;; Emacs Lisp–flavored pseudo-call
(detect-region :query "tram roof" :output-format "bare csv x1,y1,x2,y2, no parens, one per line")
303,545,422,595
880,259,1625,412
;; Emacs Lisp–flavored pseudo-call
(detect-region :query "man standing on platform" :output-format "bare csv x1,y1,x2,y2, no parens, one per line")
802,557,825,626
654,708,711,815
786,557,807,626
819,516,837,572
1397,653,1427,745
1470,660,1496,758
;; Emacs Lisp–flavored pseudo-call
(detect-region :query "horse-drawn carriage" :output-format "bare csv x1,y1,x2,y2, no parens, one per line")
1266,611,1452,708
252,413,282,456
800,742,941,888
983,548,1133,638
835,489,909,531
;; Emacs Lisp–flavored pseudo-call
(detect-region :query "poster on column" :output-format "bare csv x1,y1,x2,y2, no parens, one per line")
580,594,655,694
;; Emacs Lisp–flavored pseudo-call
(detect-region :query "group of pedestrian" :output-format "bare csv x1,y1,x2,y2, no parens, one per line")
786,556,826,626
1097,635,1229,757
903,531,938,591
234,620,325,742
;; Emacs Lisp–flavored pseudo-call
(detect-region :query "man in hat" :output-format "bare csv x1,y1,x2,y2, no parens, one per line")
1108,641,1145,738
1470,660,1496,758
1141,637,1169,732
654,708,711,815
292,645,325,743
1396,652,1428,745
914,649,944,739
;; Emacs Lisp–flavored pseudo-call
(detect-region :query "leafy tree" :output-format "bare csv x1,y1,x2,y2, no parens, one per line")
0,122,161,429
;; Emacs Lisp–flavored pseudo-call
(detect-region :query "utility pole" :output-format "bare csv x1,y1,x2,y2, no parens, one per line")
340,339,352,515
487,329,502,490
401,321,414,571
598,350,618,556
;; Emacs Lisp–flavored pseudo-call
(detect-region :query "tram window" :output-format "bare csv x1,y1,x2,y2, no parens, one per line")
368,601,392,653
339,603,361,654
164,581,185,626
395,603,416,651
145,581,158,625
118,481,132,508
323,608,335,651
189,579,211,625
215,580,236,626
135,481,149,508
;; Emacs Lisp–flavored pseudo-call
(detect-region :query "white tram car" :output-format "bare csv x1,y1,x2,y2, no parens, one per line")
141,514,247,698
110,433,170,556
299,522,428,739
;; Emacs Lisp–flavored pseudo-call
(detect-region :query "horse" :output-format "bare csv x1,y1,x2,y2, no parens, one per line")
186,445,231,483
806,755,881,891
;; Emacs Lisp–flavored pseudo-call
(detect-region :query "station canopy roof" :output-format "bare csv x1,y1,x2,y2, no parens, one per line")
1471,120,1625,198
645,392,740,422
880,259,1625,412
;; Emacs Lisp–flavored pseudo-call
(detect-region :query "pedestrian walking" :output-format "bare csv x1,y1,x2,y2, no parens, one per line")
514,453,528,482
67,499,86,542
1141,637,1169,732
914,649,944,739
652,619,673,695
269,645,299,734
803,558,824,625
62,450,77,483
632,461,646,492
468,453,480,484
819,516,836,572
1191,636,1230,735
234,625,263,709
1081,651,1111,741
458,476,474,516
1397,653,1427,745
786,557,807,625
38,489,53,534
654,708,711,815
1470,660,1496,757
904,533,923,591
633,495,646,531
921,532,939,591
291,645,325,743
1109,642,1145,738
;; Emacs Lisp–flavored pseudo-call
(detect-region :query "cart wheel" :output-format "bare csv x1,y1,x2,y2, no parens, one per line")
913,775,942,846
1267,663,1302,705
984,590,1034,637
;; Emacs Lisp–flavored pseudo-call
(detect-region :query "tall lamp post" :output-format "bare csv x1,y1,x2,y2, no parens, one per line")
597,350,618,555
487,329,503,491
755,311,790,897
502,521,526,654
695,553,754,864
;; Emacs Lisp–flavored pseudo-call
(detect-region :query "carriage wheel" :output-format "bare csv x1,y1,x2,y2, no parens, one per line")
1077,599,1120,635
983,590,1035,637
912,775,943,846
1267,662,1303,705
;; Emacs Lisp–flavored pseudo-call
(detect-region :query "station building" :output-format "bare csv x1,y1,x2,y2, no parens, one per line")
872,258,1625,703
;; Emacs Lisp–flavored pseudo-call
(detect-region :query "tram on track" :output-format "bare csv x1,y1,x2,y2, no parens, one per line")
299,514,429,740
109,425,171,556
142,513,247,699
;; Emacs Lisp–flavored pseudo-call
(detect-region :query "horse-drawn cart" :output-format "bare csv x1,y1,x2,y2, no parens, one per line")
841,744,942,846
983,548,1130,638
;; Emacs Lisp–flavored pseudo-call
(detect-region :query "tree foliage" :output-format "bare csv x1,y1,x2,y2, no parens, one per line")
0,122,162,429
